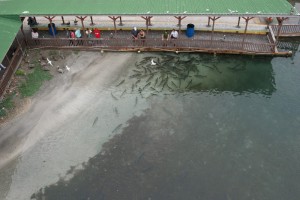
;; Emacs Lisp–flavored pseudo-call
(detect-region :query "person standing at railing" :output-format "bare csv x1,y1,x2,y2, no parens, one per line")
75,28,83,46
93,28,101,45
170,29,178,46
31,29,39,45
69,30,75,46
162,30,169,47
131,27,139,40
139,29,146,46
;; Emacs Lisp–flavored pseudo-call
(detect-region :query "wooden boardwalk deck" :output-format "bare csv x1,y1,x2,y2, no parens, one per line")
27,30,284,56
271,25,300,37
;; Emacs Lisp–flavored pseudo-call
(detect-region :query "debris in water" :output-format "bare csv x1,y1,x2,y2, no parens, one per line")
92,117,98,127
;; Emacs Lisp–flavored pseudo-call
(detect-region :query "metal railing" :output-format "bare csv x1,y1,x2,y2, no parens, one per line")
0,43,25,98
28,37,275,54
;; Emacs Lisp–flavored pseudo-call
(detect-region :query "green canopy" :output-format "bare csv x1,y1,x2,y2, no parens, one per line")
0,0,298,16
0,16,22,64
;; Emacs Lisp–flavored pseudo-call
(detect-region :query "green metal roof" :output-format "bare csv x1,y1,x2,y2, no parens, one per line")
0,0,298,16
0,16,21,63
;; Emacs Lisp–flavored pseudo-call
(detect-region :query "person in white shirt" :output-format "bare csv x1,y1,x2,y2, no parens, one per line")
170,29,178,46
31,29,39,39
31,29,39,44
170,29,178,39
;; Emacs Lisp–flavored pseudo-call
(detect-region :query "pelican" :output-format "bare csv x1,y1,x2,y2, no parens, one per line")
47,58,53,66
65,65,70,71
151,59,157,66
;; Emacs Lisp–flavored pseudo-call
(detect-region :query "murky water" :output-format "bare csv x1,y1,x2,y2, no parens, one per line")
1,46,300,200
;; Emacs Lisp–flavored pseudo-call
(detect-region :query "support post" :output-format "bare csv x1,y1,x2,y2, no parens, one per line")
236,17,241,28
20,17,28,46
174,16,186,37
90,16,95,26
108,16,118,34
61,16,65,25
44,16,56,38
118,16,124,26
242,17,254,49
141,16,154,34
210,17,220,45
207,17,211,27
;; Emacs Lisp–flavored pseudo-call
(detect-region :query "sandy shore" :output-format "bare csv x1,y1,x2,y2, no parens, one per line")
0,51,133,169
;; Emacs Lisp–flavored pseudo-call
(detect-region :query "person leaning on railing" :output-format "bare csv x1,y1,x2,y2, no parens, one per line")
93,28,101,44
162,30,169,47
31,28,39,45
170,29,178,46
139,29,146,46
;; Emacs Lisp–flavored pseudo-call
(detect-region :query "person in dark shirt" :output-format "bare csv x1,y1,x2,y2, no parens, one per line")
131,27,139,40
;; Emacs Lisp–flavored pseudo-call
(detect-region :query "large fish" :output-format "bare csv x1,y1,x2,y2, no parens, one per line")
116,79,125,86
92,117,98,127
112,124,122,133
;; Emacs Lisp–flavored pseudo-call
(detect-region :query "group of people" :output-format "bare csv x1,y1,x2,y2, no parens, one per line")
65,28,101,46
131,27,179,46
131,27,146,45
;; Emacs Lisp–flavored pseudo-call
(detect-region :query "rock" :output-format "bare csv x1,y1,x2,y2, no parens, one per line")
28,64,35,68
40,62,47,66
57,68,64,73
43,66,50,71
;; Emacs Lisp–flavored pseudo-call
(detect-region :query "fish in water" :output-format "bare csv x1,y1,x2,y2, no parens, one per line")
154,77,159,86
135,79,141,86
120,89,127,97
112,124,122,133
146,74,154,83
142,82,151,90
116,79,125,87
186,79,192,89
135,96,138,106
171,81,177,88
212,64,222,74
92,117,98,127
194,74,207,78
111,92,118,100
134,152,145,165
114,107,119,116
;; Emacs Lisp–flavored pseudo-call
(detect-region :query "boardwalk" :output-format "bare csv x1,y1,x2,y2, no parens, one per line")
271,25,300,37
27,29,276,55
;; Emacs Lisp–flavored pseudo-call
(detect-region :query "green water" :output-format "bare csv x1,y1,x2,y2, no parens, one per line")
29,50,300,200
0,46,300,200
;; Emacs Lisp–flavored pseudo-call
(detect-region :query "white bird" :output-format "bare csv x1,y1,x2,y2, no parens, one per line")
183,11,187,14
166,11,169,14
206,9,210,12
147,11,150,14
47,58,53,66
151,59,157,66
65,65,70,71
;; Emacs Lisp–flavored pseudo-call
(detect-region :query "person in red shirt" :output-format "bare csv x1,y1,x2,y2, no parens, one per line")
93,28,101,45
94,28,101,38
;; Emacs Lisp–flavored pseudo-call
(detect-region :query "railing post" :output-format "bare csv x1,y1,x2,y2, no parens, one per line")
242,17,254,49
